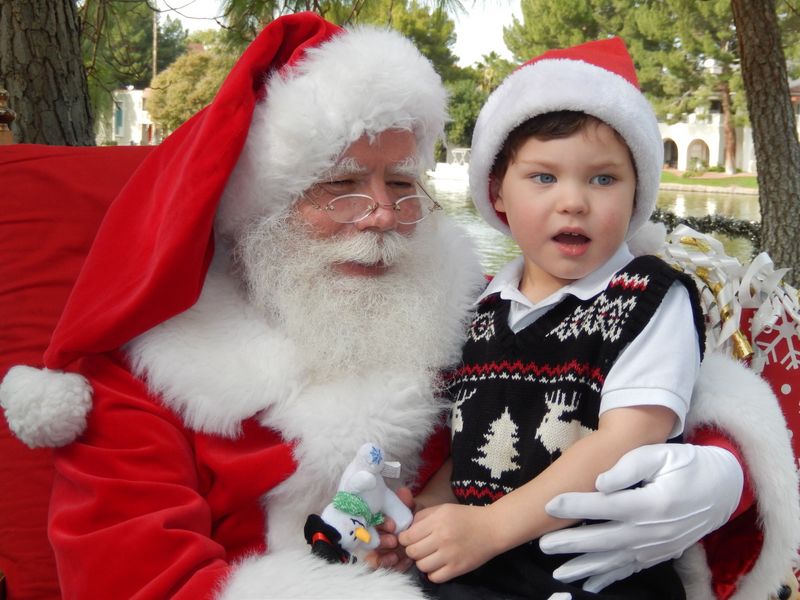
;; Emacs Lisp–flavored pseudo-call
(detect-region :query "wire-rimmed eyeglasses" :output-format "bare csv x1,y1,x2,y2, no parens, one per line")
305,185,442,225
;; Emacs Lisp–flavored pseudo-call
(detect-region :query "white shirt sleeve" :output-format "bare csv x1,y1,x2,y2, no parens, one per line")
599,281,702,438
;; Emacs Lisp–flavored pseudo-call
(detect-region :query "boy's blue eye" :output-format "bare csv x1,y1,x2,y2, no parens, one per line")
591,174,615,185
531,173,556,184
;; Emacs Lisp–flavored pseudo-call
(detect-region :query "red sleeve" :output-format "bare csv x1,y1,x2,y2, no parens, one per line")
413,422,450,494
687,426,754,519
688,426,766,600
50,355,234,600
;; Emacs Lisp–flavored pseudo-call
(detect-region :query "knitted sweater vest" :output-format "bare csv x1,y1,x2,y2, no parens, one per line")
448,255,704,506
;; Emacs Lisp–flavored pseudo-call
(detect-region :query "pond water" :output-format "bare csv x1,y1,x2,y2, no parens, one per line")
429,180,760,275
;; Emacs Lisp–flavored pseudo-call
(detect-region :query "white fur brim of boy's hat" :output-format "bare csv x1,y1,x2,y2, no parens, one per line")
216,25,447,237
469,37,663,240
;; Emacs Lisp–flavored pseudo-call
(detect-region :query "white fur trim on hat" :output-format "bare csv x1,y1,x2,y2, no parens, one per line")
217,26,447,236
628,220,667,257
469,54,663,240
0,365,92,448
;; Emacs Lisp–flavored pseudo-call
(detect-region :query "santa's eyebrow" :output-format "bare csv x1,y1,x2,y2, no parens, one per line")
329,157,368,177
389,157,420,178
325,156,420,179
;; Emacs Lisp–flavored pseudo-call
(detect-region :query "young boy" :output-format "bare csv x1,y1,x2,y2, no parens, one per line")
397,38,705,599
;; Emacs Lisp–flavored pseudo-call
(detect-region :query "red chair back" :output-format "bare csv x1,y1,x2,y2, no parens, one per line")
0,144,153,599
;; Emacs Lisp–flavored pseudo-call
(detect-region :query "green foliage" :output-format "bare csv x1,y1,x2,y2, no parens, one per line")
340,0,462,82
159,16,190,72
501,0,784,173
217,0,463,74
147,40,237,132
465,51,515,93
445,78,488,147
211,0,504,146
391,2,461,82
445,52,514,147
150,1,469,138
187,29,227,49
778,0,800,79
216,0,274,49
504,0,601,56
651,208,761,257
660,170,758,188
80,0,189,126
501,0,800,127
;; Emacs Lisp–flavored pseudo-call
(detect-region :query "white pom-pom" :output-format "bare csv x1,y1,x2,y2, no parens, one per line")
628,220,668,257
0,366,92,448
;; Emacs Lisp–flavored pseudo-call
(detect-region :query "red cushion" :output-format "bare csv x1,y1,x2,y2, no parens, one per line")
0,144,152,599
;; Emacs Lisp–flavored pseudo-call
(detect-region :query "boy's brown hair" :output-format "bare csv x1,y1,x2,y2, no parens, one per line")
489,110,635,187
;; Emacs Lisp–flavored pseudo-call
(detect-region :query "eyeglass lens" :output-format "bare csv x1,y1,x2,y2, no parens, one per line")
328,194,434,224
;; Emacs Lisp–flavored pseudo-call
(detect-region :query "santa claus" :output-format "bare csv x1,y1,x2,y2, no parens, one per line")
0,11,797,600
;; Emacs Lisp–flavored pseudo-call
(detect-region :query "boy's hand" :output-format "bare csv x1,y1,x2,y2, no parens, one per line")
364,487,415,571
398,503,497,583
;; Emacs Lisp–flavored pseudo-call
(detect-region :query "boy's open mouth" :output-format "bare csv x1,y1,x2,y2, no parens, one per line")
553,232,590,245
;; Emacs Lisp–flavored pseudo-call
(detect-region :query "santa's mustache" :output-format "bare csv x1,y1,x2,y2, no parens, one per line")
313,230,411,267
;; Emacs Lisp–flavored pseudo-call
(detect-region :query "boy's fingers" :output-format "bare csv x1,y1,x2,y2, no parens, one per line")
398,520,428,546
410,506,435,522
414,550,446,576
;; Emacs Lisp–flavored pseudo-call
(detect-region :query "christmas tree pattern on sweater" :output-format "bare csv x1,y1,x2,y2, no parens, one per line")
448,255,704,506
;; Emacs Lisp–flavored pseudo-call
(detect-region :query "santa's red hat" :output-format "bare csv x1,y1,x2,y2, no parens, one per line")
0,12,447,447
469,37,663,240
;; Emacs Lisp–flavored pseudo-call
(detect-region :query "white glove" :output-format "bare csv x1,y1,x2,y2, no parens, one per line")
539,443,744,593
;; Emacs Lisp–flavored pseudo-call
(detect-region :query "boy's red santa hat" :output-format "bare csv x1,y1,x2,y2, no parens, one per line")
469,37,663,240
0,12,447,447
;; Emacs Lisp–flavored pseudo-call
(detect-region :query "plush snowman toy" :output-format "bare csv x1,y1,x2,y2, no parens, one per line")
304,443,413,564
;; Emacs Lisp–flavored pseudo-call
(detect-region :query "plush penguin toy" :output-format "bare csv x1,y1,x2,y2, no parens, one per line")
304,443,413,564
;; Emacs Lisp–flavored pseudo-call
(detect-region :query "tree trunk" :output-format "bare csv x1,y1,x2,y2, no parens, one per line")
719,81,736,175
0,0,94,145
731,0,800,285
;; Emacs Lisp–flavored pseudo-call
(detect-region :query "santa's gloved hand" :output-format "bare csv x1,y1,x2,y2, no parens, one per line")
539,443,743,593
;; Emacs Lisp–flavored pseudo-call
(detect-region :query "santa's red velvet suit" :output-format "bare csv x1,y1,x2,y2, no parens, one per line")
1,12,797,600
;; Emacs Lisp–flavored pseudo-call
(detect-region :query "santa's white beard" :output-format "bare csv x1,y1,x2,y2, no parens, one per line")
236,215,450,382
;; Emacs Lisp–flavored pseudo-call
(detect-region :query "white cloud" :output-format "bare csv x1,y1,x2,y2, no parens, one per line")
450,1,521,67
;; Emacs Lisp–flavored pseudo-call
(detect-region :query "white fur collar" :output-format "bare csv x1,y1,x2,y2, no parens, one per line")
125,218,484,550
124,264,302,437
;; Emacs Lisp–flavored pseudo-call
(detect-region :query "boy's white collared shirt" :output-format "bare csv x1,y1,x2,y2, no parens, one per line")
478,245,636,332
475,244,700,437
